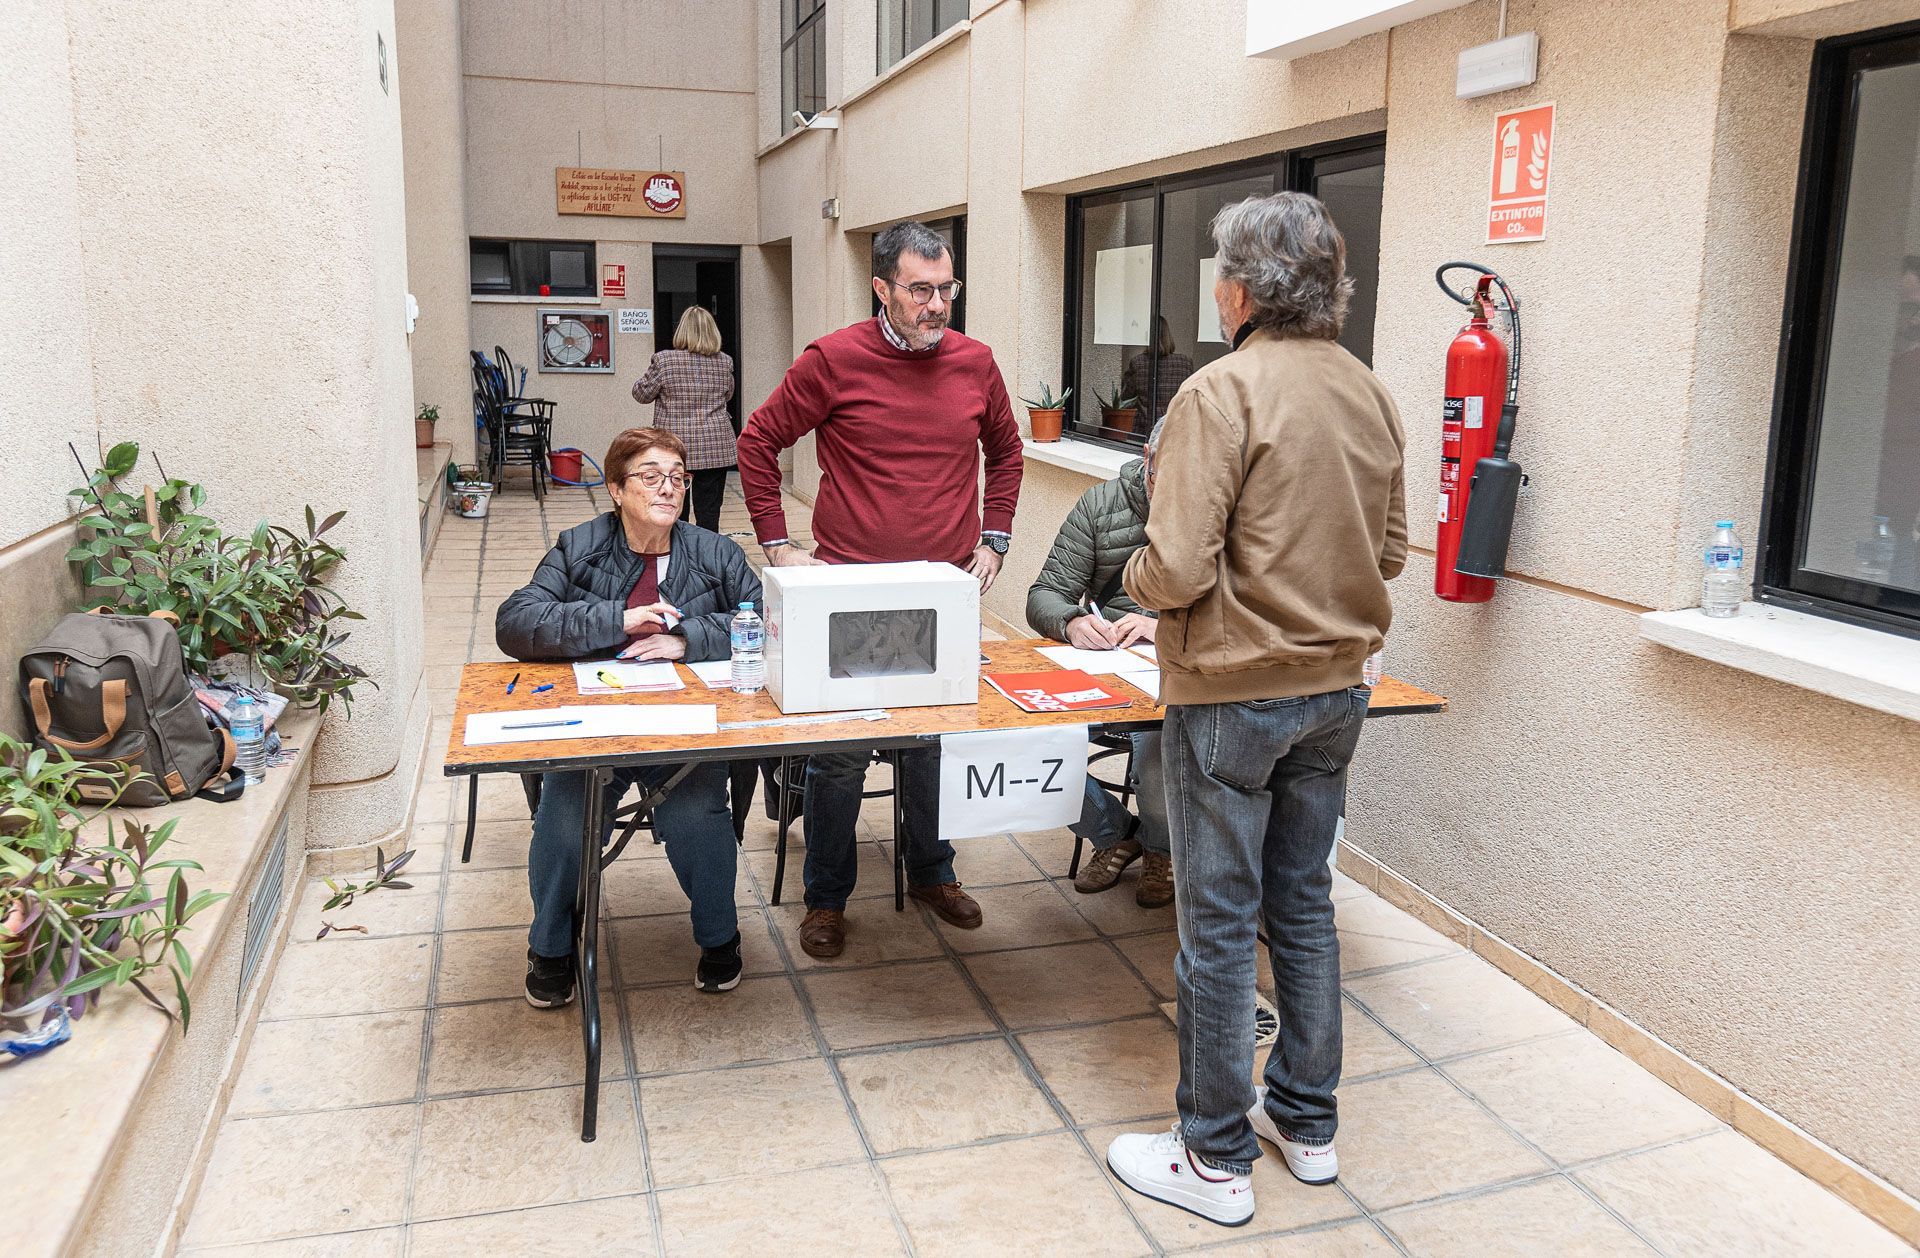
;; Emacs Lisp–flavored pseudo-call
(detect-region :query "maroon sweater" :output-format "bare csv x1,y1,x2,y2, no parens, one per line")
738,319,1024,565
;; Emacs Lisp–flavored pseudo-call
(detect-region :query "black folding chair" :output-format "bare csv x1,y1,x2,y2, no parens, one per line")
470,354,553,498
1067,730,1139,880
765,751,915,911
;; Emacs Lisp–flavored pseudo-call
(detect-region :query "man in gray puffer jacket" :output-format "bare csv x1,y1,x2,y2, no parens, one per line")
1025,428,1170,908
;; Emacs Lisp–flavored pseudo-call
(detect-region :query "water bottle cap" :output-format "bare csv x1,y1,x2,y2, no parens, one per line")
738,601,753,610
1715,520,1733,529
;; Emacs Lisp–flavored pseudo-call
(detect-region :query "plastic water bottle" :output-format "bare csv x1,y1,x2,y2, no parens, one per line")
231,693,266,785
1857,516,1895,584
729,603,765,695
1362,650,1383,687
1701,520,1745,619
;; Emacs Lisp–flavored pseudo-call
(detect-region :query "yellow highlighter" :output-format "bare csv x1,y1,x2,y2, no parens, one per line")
596,668,625,690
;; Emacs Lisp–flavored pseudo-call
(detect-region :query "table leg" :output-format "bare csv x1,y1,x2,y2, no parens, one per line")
460,775,479,864
771,756,795,906
575,765,609,1143
889,750,905,913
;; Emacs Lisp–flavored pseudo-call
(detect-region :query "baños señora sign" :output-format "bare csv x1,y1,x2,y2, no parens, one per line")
555,168,687,219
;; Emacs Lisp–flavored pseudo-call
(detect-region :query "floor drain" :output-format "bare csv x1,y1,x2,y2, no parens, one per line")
1253,994,1279,1047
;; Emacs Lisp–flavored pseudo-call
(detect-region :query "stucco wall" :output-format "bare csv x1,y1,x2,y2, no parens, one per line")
51,0,427,850
398,0,476,466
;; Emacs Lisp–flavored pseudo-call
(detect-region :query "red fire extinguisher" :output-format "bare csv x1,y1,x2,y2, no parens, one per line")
1436,278,1504,601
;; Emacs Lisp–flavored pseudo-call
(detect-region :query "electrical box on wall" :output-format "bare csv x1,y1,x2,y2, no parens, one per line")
1457,31,1538,99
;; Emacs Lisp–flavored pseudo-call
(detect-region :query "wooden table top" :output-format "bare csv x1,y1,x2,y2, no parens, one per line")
443,639,1447,776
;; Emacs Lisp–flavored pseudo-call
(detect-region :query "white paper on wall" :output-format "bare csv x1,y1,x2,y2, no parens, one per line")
1198,257,1224,343
1093,244,1154,345
938,725,1090,840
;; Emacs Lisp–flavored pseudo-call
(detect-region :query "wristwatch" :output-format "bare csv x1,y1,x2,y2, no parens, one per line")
979,532,1010,555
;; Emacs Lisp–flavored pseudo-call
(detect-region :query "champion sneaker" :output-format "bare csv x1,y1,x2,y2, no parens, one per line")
1106,1124,1255,1226
1248,1086,1339,1185
695,932,743,994
524,949,575,1009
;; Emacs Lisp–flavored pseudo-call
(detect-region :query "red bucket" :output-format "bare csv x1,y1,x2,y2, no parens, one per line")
549,448,584,483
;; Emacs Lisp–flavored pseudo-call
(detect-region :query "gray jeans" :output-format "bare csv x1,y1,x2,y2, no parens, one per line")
1164,687,1369,1173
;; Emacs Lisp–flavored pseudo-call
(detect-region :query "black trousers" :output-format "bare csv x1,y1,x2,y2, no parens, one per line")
679,467,729,533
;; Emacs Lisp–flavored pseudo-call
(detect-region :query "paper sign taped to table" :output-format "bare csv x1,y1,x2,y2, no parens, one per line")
464,703,717,745
937,725,1089,841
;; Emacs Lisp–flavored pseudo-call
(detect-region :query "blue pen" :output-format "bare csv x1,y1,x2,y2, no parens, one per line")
531,683,555,693
506,671,520,694
503,718,582,730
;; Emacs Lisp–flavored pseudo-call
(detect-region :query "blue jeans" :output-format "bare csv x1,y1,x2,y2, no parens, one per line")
1164,688,1369,1174
527,761,738,959
802,746,954,911
1071,730,1169,856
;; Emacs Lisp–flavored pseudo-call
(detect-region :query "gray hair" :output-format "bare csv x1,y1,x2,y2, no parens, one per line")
1145,416,1167,459
872,220,951,282
1209,192,1351,340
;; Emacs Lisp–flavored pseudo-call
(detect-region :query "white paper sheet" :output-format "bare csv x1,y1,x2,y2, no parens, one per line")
1129,643,1157,661
464,703,717,746
684,659,735,690
1116,671,1161,701
1036,644,1160,674
572,660,684,695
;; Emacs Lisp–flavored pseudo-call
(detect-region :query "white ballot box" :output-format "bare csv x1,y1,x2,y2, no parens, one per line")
764,561,980,713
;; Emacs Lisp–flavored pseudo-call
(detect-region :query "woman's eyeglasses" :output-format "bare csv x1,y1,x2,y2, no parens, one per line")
884,279,963,306
626,469,689,491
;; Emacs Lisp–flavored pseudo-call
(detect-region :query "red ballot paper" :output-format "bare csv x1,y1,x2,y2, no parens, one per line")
984,669,1135,714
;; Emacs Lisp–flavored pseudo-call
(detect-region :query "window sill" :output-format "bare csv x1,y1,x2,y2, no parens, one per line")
1639,603,1920,722
1022,438,1138,481
470,294,603,305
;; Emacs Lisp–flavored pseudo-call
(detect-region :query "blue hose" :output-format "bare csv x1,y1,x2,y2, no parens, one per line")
547,447,607,488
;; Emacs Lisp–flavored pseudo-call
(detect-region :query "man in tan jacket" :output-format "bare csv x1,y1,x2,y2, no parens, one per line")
1104,192,1406,1226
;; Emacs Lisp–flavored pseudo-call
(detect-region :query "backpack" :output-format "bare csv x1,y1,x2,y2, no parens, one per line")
18,611,245,807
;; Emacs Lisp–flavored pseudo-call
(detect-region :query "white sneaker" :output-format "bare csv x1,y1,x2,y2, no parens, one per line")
1248,1086,1339,1185
1106,1123,1255,1226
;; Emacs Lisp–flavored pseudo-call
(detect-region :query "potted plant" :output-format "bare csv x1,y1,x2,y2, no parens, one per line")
1,736,224,1042
1019,382,1072,443
450,464,494,519
1093,382,1140,437
67,442,374,715
415,403,440,450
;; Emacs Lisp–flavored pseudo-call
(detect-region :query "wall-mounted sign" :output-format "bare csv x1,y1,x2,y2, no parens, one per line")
537,310,614,373
1487,102,1554,244
617,308,653,335
602,263,626,298
556,168,688,219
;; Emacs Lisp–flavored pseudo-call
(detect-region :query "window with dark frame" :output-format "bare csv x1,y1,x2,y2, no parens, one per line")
1061,137,1386,447
467,239,597,297
877,0,966,74
783,0,827,133
1760,21,1920,638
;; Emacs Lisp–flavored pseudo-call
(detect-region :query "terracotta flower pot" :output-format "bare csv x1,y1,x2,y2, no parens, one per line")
415,419,436,449
1101,407,1137,437
1028,408,1065,443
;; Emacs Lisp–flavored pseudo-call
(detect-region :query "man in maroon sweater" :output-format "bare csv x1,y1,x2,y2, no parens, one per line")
738,220,1024,958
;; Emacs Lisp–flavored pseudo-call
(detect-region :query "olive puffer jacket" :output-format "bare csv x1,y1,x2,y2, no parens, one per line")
1025,457,1156,640
495,514,762,663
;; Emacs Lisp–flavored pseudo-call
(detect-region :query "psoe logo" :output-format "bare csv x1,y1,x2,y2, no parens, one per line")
643,174,683,214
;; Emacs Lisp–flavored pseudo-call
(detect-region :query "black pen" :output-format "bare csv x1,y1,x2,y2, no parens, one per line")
506,672,520,694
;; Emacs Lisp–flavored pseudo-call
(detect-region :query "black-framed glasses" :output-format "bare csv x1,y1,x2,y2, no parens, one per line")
625,469,690,491
885,279,963,305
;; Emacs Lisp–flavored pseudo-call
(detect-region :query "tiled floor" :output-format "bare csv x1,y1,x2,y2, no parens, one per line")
179,478,1913,1257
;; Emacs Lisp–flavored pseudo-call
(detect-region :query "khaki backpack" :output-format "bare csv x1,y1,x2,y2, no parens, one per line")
18,611,244,806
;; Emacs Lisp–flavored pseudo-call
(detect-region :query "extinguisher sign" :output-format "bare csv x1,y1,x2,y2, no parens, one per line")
1487,102,1554,244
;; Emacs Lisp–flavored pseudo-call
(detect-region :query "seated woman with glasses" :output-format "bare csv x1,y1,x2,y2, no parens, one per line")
496,426,762,1005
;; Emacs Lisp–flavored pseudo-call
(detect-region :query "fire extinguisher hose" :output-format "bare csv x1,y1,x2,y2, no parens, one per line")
1434,263,1523,459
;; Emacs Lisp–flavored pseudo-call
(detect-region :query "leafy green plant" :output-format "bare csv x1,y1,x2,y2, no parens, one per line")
1019,382,1072,410
416,403,440,424
1093,381,1139,411
67,441,373,714
316,844,415,939
0,735,223,1033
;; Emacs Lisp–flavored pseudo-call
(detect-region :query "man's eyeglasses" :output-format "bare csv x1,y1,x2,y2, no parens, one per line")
884,279,963,306
626,469,689,491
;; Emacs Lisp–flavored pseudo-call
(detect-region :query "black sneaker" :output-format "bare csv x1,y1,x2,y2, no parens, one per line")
695,932,743,994
525,949,575,1008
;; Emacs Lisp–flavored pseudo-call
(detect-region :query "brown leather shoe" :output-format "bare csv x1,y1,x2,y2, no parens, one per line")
1073,838,1143,894
908,881,983,929
799,908,846,959
1136,851,1174,908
